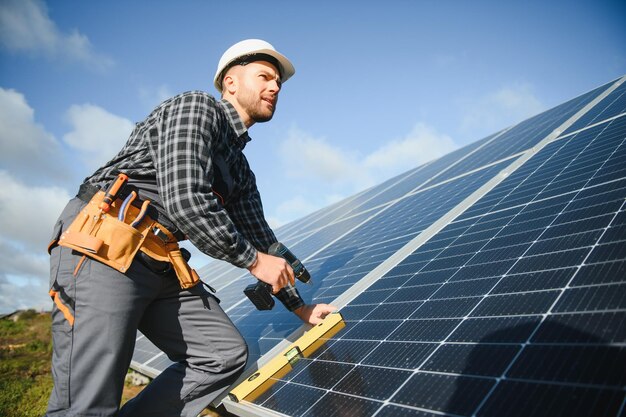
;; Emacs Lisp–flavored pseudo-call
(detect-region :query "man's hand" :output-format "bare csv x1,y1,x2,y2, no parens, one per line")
294,304,337,325
247,252,295,294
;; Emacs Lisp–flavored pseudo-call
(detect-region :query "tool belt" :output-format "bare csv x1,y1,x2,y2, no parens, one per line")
53,185,200,289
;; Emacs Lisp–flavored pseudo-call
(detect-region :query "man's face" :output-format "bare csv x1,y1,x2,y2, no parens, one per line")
231,61,281,124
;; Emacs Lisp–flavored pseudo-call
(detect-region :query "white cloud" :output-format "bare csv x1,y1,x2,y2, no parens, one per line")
0,87,134,184
364,123,457,174
0,88,135,314
139,85,174,110
273,123,458,224
0,87,72,313
0,87,69,182
269,196,322,228
0,171,70,314
63,104,134,172
0,0,113,71
0,86,56,157
280,127,367,187
281,124,456,189
0,170,70,252
460,83,545,135
267,193,347,228
0,271,51,314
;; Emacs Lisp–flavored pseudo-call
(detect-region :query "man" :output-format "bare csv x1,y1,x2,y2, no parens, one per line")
46,39,335,417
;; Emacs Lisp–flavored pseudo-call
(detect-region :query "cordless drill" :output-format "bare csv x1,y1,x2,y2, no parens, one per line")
244,242,311,310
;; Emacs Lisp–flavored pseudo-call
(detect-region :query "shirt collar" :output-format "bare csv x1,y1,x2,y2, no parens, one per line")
218,99,251,150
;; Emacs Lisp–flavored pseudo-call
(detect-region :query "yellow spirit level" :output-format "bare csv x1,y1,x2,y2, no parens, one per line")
228,312,345,403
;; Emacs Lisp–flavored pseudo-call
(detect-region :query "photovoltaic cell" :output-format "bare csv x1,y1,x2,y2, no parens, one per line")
566,77,626,134
209,159,512,365
351,131,504,213
478,380,624,417
431,82,611,185
393,372,495,415
222,77,626,416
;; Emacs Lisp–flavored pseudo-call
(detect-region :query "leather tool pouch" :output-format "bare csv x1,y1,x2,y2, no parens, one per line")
57,191,151,273
56,191,200,289
140,224,200,289
167,248,201,289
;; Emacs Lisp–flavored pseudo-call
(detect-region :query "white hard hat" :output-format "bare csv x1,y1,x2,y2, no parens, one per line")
213,39,295,91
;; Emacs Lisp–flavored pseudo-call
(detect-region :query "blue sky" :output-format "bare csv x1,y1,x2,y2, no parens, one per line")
0,0,624,314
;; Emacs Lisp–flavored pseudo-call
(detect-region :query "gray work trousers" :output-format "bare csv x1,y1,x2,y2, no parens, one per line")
46,197,248,417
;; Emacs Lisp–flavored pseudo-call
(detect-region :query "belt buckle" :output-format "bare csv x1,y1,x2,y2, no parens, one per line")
152,226,171,243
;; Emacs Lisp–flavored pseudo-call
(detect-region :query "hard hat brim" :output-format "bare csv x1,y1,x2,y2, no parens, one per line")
213,46,295,91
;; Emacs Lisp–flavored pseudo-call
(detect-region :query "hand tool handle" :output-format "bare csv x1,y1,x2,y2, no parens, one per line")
131,199,151,228
118,191,137,222
99,173,129,213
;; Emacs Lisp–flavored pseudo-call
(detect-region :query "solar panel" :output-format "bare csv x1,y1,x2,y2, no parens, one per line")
565,79,626,135
130,75,626,417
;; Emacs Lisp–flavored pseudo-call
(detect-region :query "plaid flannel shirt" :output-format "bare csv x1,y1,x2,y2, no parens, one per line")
86,91,304,311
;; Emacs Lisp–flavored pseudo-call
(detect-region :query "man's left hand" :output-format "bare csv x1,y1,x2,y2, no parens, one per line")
293,304,337,325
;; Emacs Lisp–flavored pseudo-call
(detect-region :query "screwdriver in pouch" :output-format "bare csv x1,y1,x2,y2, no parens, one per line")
99,173,129,213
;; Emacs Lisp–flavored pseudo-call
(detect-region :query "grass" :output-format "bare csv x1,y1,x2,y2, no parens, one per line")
0,310,53,417
0,310,233,417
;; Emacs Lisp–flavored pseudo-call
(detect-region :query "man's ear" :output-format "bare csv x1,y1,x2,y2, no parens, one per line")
223,73,238,95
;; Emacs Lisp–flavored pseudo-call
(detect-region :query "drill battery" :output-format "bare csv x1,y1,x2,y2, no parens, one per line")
244,282,275,310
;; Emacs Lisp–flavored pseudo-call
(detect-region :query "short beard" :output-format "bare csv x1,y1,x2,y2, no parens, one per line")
250,110,274,123
236,82,277,123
